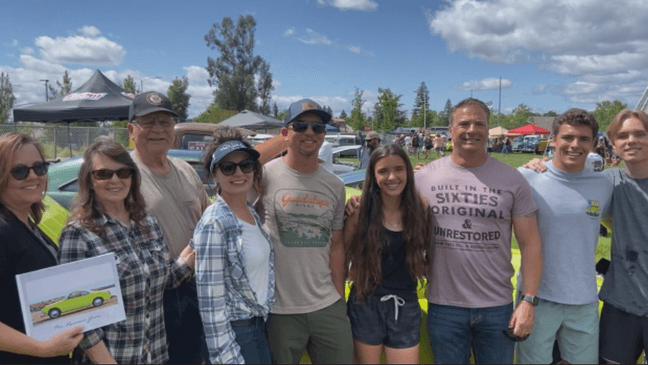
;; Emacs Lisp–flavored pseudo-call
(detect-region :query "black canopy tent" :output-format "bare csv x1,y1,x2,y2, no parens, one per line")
13,70,135,157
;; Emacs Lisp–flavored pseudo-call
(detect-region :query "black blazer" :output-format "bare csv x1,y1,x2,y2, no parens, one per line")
0,212,68,364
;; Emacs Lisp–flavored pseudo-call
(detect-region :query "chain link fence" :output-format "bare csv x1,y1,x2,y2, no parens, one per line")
0,124,129,160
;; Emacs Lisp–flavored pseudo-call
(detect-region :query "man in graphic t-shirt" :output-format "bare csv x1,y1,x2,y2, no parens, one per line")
263,99,353,364
414,98,543,364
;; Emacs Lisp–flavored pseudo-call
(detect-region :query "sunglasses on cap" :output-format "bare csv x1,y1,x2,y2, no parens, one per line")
91,168,134,180
217,159,256,176
288,120,326,134
10,162,49,181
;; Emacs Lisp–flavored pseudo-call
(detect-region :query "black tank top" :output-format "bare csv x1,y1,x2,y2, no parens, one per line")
380,228,417,297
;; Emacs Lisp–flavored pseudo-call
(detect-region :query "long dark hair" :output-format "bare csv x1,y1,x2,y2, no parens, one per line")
0,133,47,227
203,126,266,217
347,144,431,302
69,138,148,240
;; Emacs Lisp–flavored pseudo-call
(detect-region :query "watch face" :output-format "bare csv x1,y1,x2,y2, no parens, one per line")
523,295,539,306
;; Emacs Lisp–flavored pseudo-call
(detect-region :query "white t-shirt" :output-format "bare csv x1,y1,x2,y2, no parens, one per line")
237,217,272,305
318,140,333,172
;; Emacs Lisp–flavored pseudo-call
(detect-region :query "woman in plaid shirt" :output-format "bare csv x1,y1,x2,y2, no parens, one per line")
58,139,195,364
193,126,275,364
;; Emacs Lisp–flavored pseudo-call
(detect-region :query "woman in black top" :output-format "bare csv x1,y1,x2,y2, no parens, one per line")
344,144,431,364
0,133,83,364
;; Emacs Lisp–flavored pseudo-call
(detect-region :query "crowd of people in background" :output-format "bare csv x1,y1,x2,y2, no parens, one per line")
1,94,648,365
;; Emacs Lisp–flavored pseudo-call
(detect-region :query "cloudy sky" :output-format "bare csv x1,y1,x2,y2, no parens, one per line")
2,0,647,120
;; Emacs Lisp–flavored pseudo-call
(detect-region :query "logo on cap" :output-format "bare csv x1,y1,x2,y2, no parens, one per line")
146,93,164,106
302,102,317,111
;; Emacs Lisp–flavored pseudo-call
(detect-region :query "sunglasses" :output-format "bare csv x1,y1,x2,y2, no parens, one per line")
502,328,530,342
91,168,134,180
10,162,49,180
218,159,256,176
288,120,326,134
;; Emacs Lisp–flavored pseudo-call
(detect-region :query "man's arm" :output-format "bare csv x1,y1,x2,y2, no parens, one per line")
329,230,346,300
509,212,543,337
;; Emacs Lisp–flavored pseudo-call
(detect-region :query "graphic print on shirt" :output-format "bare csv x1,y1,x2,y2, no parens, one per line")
274,188,334,247
585,200,600,218
429,184,509,253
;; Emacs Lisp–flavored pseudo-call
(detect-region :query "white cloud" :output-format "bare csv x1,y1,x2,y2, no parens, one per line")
183,65,209,83
316,0,378,11
272,80,281,89
426,0,648,106
456,77,512,91
283,28,295,37
35,32,125,66
78,26,101,37
21,47,34,55
289,28,374,56
11,39,19,47
532,84,546,95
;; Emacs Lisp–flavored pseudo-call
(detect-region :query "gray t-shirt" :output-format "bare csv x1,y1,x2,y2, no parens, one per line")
518,161,612,305
263,158,345,314
415,156,537,308
132,153,210,258
598,169,648,316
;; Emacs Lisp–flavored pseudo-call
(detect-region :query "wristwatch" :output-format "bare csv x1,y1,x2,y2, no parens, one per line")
521,295,539,306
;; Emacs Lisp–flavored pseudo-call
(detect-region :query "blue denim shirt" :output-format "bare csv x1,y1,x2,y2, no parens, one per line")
192,196,275,364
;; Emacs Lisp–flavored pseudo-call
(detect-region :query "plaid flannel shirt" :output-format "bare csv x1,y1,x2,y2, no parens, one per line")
192,196,275,364
58,213,192,364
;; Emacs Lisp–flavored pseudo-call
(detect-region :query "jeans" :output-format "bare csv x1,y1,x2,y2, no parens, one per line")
427,302,515,364
163,278,210,364
232,317,272,364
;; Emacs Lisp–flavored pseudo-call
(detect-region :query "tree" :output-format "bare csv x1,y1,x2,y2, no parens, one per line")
121,75,140,94
412,82,430,117
511,103,533,128
193,104,237,124
0,72,16,123
326,106,333,116
543,110,558,117
339,109,347,119
439,99,453,125
594,100,626,133
272,102,279,118
347,88,366,131
374,88,405,131
167,76,190,121
205,14,274,112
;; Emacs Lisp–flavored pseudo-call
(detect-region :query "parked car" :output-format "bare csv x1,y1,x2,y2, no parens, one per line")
512,135,547,154
41,290,112,319
511,137,525,152
47,149,214,209
173,123,255,151
332,145,362,159
324,134,358,148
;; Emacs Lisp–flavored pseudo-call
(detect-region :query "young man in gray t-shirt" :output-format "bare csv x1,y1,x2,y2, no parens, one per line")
517,109,612,364
263,99,352,364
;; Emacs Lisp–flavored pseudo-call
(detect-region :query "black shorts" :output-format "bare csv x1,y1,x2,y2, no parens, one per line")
347,288,420,349
599,302,648,364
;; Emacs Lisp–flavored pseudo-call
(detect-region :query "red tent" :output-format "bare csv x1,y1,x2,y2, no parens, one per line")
508,123,551,135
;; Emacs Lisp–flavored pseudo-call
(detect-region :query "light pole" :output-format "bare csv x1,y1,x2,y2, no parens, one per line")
140,76,161,93
39,79,49,101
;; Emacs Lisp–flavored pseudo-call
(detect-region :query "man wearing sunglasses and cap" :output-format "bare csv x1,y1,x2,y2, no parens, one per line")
127,91,210,364
359,131,381,170
263,99,353,364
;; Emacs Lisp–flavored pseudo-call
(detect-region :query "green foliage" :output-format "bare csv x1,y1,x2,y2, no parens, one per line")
543,110,558,117
410,109,441,128
48,70,73,99
0,72,15,123
439,99,452,126
339,109,347,119
272,102,279,118
412,82,429,117
594,100,627,133
194,104,237,124
373,88,402,131
121,75,140,94
167,76,190,121
347,88,366,131
205,14,273,112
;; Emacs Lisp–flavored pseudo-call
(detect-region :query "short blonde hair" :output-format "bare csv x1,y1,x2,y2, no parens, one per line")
607,109,648,143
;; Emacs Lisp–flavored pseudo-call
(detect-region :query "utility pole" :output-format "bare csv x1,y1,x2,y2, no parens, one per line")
498,77,502,127
40,79,49,101
424,97,427,130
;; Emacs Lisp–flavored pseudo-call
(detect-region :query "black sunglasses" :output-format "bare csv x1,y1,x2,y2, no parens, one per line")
11,162,49,180
288,120,326,134
502,328,530,342
91,168,134,181
218,159,256,176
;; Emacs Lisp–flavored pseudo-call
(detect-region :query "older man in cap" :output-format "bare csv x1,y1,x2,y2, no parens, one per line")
264,99,353,364
127,91,210,364
359,131,381,170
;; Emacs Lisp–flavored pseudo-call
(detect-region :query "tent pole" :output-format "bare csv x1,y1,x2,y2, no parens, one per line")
68,123,72,158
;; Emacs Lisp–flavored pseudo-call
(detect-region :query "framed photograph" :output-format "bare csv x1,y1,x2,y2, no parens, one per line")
15,253,126,342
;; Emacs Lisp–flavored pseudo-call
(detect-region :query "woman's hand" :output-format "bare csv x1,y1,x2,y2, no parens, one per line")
38,326,84,357
180,245,196,270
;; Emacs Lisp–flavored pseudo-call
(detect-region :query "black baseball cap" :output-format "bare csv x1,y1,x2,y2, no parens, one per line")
129,91,178,122
284,99,332,125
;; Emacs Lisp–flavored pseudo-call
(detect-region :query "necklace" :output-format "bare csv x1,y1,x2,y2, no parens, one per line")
384,217,402,229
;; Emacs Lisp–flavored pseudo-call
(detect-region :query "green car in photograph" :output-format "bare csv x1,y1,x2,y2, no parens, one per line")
41,290,112,319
